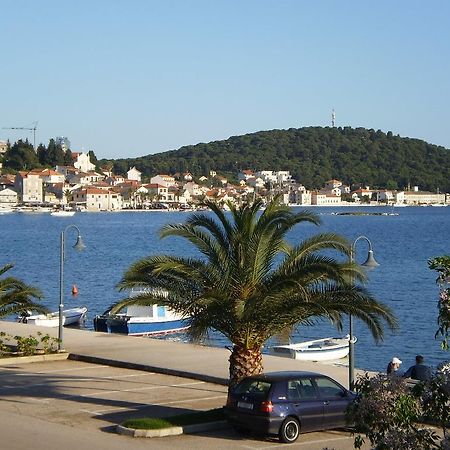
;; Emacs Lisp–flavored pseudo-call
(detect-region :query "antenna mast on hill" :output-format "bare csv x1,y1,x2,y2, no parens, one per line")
331,109,336,127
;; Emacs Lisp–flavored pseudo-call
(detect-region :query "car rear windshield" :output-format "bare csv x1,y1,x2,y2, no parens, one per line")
234,379,272,398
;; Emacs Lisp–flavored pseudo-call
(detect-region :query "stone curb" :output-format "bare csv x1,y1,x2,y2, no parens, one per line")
0,352,69,366
68,353,229,386
116,420,229,438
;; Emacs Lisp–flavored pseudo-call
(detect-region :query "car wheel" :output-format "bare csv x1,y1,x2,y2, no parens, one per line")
279,417,300,443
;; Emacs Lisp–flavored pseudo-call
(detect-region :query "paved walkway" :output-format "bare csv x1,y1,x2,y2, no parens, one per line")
0,321,365,388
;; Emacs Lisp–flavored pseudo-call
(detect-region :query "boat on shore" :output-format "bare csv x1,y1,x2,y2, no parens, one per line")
20,307,88,327
269,336,353,361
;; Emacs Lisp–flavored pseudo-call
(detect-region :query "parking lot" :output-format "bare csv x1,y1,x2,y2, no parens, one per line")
0,359,366,450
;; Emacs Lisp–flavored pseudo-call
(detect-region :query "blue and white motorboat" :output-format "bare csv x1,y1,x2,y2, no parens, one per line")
93,289,189,336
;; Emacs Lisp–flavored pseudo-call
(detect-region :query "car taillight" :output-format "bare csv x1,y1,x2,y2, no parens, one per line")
260,401,273,413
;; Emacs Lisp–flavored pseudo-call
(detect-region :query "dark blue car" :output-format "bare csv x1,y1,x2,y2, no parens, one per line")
225,371,356,443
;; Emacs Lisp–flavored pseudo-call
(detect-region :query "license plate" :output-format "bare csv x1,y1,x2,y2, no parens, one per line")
237,401,253,410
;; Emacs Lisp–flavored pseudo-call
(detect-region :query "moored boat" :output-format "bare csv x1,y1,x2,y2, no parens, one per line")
51,207,76,217
269,336,353,361
21,307,88,327
93,288,189,336
105,305,189,336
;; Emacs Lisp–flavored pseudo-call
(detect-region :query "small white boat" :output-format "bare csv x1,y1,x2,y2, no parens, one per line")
17,207,52,214
23,307,87,327
269,336,354,361
51,210,76,217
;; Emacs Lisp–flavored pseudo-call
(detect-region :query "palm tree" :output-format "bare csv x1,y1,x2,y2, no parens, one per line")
0,264,46,318
114,197,397,390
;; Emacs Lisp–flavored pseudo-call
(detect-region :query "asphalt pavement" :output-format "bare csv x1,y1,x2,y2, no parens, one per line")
0,320,373,450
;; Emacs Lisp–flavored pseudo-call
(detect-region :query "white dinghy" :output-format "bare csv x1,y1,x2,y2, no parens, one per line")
22,307,88,327
269,335,354,362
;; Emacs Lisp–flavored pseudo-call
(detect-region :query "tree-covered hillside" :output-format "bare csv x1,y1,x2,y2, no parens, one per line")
101,127,450,191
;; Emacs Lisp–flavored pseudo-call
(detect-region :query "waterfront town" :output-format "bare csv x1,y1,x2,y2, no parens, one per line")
0,142,449,211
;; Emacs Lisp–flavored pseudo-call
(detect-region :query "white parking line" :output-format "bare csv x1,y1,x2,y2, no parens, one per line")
0,373,163,391
1,382,50,390
23,365,110,374
19,367,157,378
83,394,227,415
21,397,50,405
0,365,109,374
80,381,206,397
102,373,156,379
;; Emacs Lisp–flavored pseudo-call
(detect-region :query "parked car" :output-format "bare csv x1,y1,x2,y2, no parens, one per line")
224,371,356,443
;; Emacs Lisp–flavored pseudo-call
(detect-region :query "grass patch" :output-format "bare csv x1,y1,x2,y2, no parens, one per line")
122,407,225,430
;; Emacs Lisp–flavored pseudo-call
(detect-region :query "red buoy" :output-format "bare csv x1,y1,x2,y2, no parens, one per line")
71,285,78,296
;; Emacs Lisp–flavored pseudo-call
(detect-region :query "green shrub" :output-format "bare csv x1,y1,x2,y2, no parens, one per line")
36,332,59,353
14,335,39,355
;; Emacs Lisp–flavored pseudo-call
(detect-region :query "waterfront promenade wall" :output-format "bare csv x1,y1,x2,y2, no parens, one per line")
0,321,369,388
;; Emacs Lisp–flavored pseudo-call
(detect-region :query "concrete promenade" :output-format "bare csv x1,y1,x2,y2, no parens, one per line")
0,320,367,388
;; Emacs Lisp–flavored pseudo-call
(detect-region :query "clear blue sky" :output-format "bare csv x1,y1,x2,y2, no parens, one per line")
1,0,449,159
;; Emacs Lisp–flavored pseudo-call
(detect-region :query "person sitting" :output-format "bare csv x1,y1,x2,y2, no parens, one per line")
403,355,432,381
387,357,402,375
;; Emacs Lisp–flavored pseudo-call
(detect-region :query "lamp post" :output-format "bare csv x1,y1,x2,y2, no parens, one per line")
59,224,85,351
348,235,379,390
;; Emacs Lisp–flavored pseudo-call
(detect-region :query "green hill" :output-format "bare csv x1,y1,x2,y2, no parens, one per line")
102,127,450,192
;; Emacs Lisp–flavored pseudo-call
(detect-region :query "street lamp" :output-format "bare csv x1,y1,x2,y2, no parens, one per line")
348,235,379,390
58,225,85,351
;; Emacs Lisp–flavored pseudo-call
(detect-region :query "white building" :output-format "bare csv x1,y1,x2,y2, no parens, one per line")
0,141,8,155
289,186,311,205
311,191,342,206
183,181,203,197
246,177,265,189
324,179,343,190
150,174,176,188
275,171,293,185
238,170,255,182
255,170,276,183
0,188,18,205
403,190,446,205
39,169,66,184
15,171,43,203
255,170,293,186
127,166,142,182
71,187,122,211
72,152,96,173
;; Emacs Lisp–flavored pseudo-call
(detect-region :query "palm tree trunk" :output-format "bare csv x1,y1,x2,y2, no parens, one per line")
228,344,263,392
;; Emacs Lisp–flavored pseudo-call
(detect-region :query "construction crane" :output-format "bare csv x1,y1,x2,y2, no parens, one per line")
2,121,38,149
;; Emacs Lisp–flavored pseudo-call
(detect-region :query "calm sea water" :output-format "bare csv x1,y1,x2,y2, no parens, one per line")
1,206,449,373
